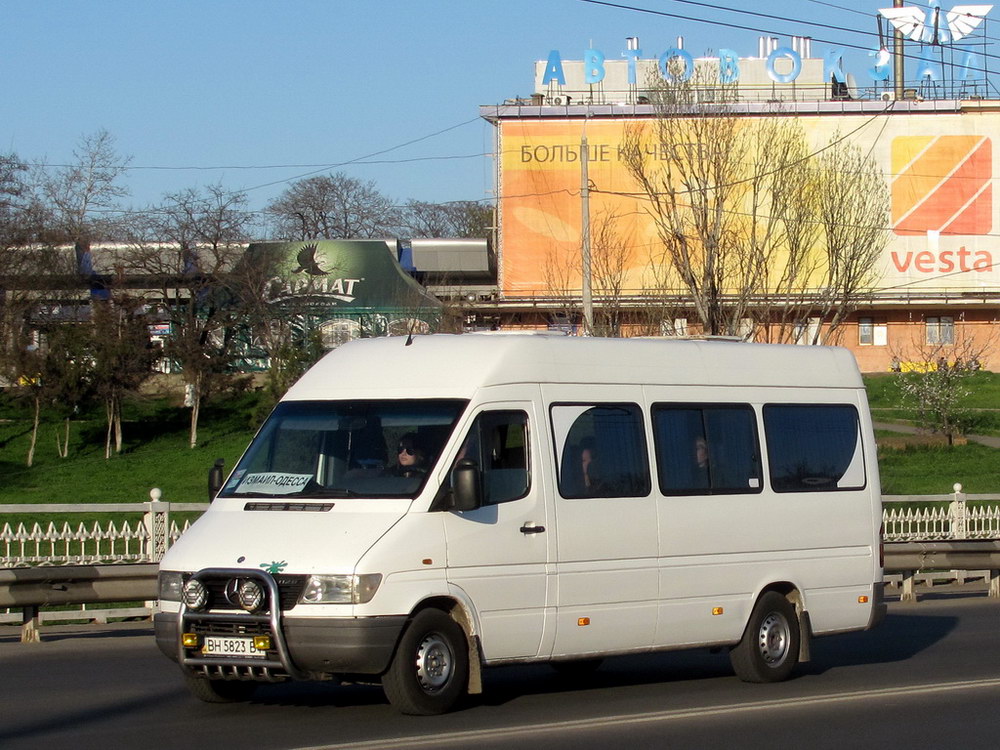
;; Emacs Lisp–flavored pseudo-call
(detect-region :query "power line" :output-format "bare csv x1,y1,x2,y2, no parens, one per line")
576,0,999,77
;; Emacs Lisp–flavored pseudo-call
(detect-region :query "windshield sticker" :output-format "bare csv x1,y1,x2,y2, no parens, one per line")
235,472,313,495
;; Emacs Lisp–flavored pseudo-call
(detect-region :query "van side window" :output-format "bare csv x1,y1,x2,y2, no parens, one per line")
763,404,865,492
552,403,650,499
456,411,530,505
652,404,762,495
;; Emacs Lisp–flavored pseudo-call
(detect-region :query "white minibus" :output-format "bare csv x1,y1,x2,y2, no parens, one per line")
156,334,885,714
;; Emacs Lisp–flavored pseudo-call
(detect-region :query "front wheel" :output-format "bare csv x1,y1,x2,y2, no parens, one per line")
730,591,799,683
382,609,469,715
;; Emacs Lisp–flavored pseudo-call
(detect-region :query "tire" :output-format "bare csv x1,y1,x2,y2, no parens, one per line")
183,672,258,703
730,591,800,683
382,609,469,715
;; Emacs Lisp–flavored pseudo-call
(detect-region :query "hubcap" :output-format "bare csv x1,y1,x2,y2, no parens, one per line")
415,633,453,693
757,612,790,666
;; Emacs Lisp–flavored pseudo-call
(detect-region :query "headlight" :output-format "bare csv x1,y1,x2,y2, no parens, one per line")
158,571,185,602
300,574,382,604
182,578,208,610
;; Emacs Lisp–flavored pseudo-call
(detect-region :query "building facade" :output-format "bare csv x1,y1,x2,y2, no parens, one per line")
478,34,1000,372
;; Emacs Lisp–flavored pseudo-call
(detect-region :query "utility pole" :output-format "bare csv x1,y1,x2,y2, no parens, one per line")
893,0,905,99
581,135,593,335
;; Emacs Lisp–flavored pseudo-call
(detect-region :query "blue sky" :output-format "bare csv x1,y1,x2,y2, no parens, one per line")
2,1,927,218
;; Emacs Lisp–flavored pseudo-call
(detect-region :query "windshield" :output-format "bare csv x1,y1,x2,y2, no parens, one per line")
220,399,468,499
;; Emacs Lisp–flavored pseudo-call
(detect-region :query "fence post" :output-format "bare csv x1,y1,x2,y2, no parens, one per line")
21,605,41,643
144,489,170,563
948,483,967,540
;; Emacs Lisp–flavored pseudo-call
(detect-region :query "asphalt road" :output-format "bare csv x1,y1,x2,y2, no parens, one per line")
3,591,1000,750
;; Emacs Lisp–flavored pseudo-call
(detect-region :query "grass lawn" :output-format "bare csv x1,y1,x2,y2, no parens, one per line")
1,377,999,505
864,371,1000,435
876,441,1000,496
0,392,262,506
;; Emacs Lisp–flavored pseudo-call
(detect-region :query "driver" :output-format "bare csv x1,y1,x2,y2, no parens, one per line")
386,433,427,478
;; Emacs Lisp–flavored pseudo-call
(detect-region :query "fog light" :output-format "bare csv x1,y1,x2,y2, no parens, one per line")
182,579,208,610
182,632,200,648
235,579,265,612
253,635,271,651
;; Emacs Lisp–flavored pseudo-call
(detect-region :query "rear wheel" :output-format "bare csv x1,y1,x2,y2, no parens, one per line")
730,591,799,683
183,672,258,703
382,609,469,715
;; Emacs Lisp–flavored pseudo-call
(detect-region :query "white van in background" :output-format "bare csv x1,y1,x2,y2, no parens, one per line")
156,334,885,715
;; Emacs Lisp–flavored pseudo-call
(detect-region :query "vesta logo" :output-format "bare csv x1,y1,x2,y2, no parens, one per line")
891,135,992,237
891,247,994,274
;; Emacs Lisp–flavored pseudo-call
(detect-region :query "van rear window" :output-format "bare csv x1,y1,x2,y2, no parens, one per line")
763,404,865,492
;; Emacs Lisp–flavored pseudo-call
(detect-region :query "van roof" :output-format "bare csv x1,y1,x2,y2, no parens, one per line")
283,333,864,402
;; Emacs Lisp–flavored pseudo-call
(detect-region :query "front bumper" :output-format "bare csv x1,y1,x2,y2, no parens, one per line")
155,612,407,678
157,567,407,681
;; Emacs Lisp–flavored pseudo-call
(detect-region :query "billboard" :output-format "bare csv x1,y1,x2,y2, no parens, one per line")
240,240,442,345
498,113,1000,297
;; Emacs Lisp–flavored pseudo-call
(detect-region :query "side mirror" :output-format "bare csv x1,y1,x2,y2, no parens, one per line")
208,458,225,501
452,459,482,512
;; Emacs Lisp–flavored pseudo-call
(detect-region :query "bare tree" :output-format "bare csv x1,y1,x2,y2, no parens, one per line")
41,129,131,245
89,294,156,458
402,200,493,238
808,140,889,343
132,184,252,447
266,173,401,240
226,244,325,418
621,73,889,341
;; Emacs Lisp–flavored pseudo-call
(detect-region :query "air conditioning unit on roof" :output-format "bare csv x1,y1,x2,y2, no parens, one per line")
880,91,896,101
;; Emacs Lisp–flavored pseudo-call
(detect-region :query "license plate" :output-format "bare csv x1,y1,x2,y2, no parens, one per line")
201,636,266,658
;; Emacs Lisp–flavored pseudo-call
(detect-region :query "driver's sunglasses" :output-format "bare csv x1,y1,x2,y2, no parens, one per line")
397,445,415,456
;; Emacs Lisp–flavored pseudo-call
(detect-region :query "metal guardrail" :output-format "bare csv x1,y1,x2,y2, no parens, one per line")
884,540,1000,603
0,563,159,642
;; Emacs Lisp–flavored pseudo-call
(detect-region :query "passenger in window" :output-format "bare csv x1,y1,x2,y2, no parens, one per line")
385,433,427,478
692,436,710,489
578,437,610,495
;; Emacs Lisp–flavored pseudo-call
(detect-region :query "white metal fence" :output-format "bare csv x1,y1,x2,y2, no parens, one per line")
882,485,1000,542
0,490,209,568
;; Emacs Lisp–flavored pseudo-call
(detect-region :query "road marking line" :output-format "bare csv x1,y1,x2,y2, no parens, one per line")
293,677,1000,750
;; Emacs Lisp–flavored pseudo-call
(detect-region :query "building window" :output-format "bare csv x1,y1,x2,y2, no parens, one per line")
859,317,888,346
858,317,874,345
661,318,687,337
319,318,359,349
926,316,954,345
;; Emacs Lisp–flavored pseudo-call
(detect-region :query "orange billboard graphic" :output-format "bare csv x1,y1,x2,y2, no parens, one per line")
497,114,1000,297
891,135,992,236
